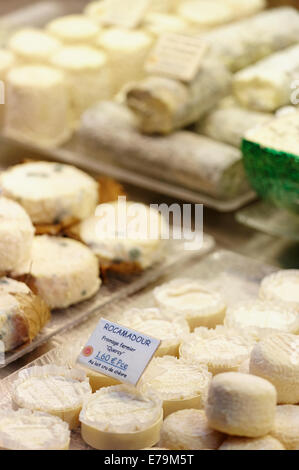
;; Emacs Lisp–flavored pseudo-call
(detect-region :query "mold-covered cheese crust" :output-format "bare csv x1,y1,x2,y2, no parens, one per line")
0,196,34,275
30,236,101,309
0,162,99,225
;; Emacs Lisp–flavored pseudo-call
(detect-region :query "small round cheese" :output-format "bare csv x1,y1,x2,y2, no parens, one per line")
219,435,285,451
12,365,92,429
8,28,61,64
84,1,107,24
51,45,110,126
154,279,226,331
4,65,71,147
0,49,15,79
259,270,299,312
249,333,299,405
0,409,70,450
121,307,190,357
78,200,165,269
143,13,189,37
225,301,299,339
30,236,101,309
80,385,163,450
205,372,277,438
46,14,100,45
0,162,99,225
138,356,211,417
0,197,34,275
272,405,299,450
179,326,255,375
160,409,224,450
178,0,233,30
97,28,153,95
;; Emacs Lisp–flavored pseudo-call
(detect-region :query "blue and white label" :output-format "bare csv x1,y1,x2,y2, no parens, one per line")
77,318,161,386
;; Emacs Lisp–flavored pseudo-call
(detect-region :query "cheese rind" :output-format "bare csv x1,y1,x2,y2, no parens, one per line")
30,236,101,309
271,405,299,450
0,409,70,450
138,356,211,417
46,14,100,45
233,45,299,111
0,196,34,275
79,385,163,450
121,307,189,357
8,28,61,64
0,162,99,225
12,365,92,429
154,279,226,331
219,435,285,450
50,46,110,127
249,333,299,405
159,409,224,450
4,65,71,147
205,372,277,437
259,270,299,312
179,326,255,375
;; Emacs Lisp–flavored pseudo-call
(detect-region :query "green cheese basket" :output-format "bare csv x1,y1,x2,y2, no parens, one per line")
242,139,299,215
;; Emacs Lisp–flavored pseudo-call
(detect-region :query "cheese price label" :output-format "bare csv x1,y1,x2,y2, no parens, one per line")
77,318,161,386
101,0,150,29
145,33,207,82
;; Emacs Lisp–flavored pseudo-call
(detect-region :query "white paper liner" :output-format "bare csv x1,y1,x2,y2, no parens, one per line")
79,384,162,434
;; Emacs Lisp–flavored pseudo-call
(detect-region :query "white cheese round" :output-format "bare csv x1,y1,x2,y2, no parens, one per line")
206,372,277,437
46,14,100,45
8,28,61,64
80,385,163,450
178,0,233,30
97,28,153,95
219,435,285,450
78,200,165,269
4,65,71,147
12,365,92,429
143,13,189,37
272,405,299,450
0,196,34,275
259,270,299,312
121,307,190,357
84,1,107,25
138,356,211,417
0,162,99,225
225,301,299,339
160,409,225,450
154,279,226,331
51,45,110,127
180,326,255,375
0,409,70,450
30,236,101,309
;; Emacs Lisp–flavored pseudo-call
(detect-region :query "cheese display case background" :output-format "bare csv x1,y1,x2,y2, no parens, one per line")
0,249,278,450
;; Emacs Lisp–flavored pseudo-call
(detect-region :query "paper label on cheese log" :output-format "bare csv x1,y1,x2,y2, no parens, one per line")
145,33,208,82
77,318,161,386
101,0,150,28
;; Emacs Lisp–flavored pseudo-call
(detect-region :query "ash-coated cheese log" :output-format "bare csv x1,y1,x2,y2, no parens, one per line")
79,101,250,199
0,409,71,450
46,14,100,45
97,28,153,96
219,435,285,451
126,61,232,134
51,45,110,127
249,333,299,405
79,385,163,450
202,8,299,72
8,28,61,64
205,372,277,437
195,101,272,148
4,65,71,147
233,44,299,111
159,409,225,450
271,406,299,450
0,161,99,226
0,197,34,275
12,365,92,430
30,236,101,309
0,278,50,352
